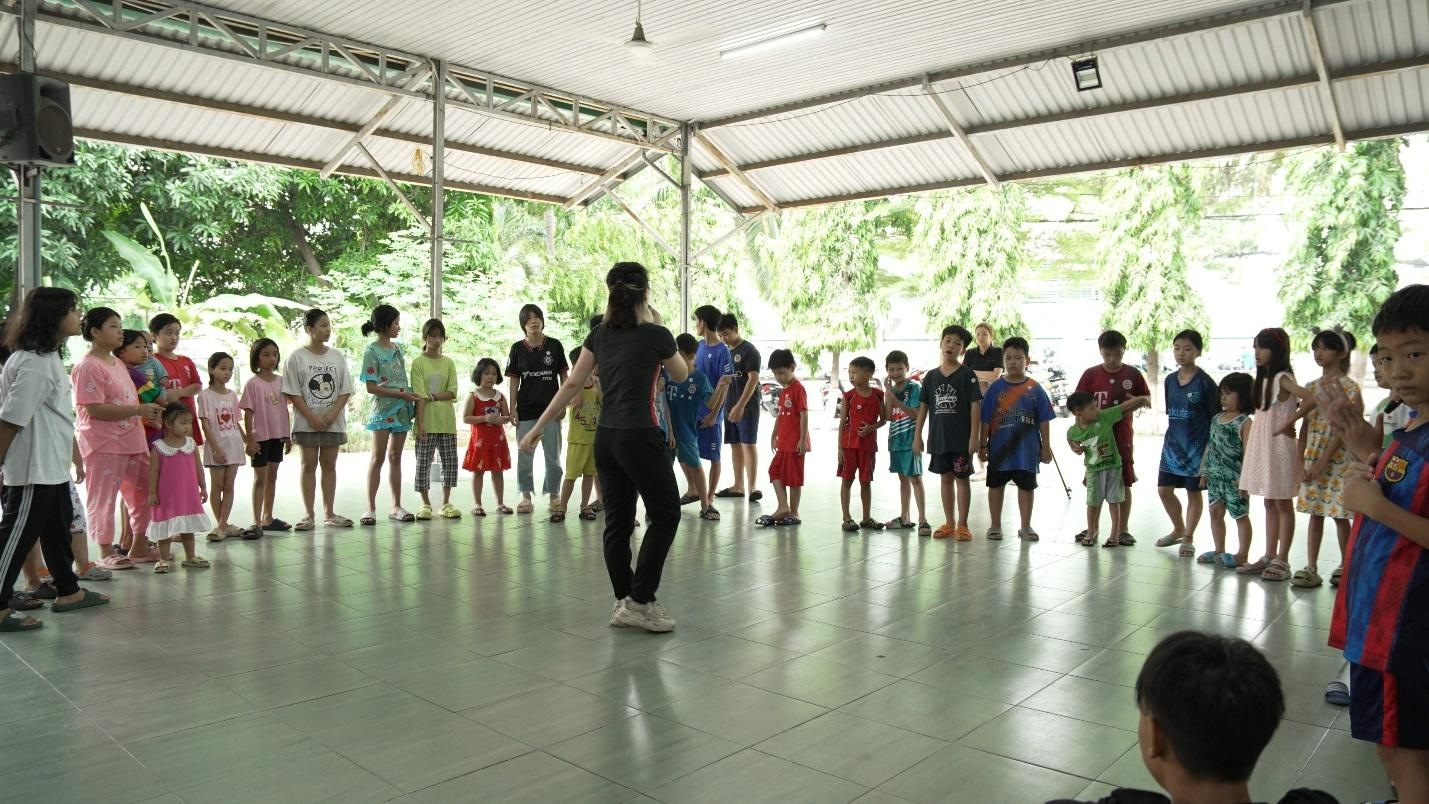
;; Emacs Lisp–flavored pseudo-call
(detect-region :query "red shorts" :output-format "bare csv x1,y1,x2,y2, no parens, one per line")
769,450,805,488
837,448,875,483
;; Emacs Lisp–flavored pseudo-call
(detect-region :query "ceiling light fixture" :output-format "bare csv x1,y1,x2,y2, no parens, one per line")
1071,56,1102,91
719,23,826,60
626,0,653,52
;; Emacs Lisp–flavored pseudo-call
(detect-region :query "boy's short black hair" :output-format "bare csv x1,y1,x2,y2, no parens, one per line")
849,356,875,372
769,349,795,370
1218,372,1254,414
693,305,722,331
148,312,180,334
885,350,909,367
1002,336,1029,357
1373,284,1429,336
1172,329,1203,352
675,332,699,356
1067,391,1097,412
940,325,973,347
1098,330,1127,350
717,313,738,332
1135,631,1284,783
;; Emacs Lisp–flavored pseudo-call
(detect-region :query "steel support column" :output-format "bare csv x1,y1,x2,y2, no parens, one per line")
431,59,446,318
13,0,41,308
678,124,692,328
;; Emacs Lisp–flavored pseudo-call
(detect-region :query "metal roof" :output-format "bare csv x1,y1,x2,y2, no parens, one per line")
0,0,1425,213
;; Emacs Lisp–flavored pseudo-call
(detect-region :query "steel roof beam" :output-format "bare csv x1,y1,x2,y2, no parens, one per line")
319,65,431,178
701,0,1360,128
73,127,572,205
355,141,430,229
564,128,682,209
694,131,779,213
13,0,682,151
0,64,609,176
922,75,999,187
696,53,1429,181
1300,0,1347,150
607,189,676,258
728,120,1429,214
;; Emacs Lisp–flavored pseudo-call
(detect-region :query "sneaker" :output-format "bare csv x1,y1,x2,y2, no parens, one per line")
613,600,674,633
415,504,433,521
438,504,462,519
646,601,677,630
610,598,629,628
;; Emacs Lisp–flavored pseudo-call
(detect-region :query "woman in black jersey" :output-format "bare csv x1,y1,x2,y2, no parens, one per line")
520,263,688,633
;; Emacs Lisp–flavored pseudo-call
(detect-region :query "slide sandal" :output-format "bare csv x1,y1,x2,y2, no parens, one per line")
679,493,700,506
1324,681,1350,707
7,593,43,612
51,589,109,613
714,488,744,498
0,611,42,631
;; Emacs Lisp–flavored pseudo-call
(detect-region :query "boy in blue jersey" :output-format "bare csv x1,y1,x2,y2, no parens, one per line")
884,350,929,535
1156,330,1220,556
1330,285,1429,803
692,306,733,507
668,333,717,521
979,337,1055,541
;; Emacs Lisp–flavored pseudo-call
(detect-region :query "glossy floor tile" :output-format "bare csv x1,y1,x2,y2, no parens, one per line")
0,439,1396,802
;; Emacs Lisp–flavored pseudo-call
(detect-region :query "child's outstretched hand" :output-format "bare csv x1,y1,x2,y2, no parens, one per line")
518,427,542,453
1040,444,1053,465
199,488,208,504
1327,395,1380,462
244,439,259,456
1341,461,1382,517
1198,475,1207,489
147,493,159,507
213,447,226,464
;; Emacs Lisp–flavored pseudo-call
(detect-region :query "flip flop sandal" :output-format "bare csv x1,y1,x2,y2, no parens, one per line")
293,517,315,531
1076,533,1095,546
953,526,973,541
51,589,109,612
181,557,211,569
97,554,134,570
204,528,224,542
1101,537,1119,548
1118,532,1136,546
472,506,487,516
324,515,353,528
0,611,42,631
550,510,566,523
1073,529,1088,543
777,516,801,526
679,494,701,506
885,517,914,530
748,490,763,502
714,488,744,498
388,510,416,522
860,518,885,531
917,522,932,537
1178,543,1196,557
7,594,43,612
932,524,954,540
359,513,377,526
1219,553,1239,569
264,518,292,531
755,515,775,526
241,527,262,540
77,565,112,582
1324,681,1350,707
986,527,1003,540
1154,534,1183,547
579,507,597,521
842,519,860,532
496,505,513,514
700,506,721,521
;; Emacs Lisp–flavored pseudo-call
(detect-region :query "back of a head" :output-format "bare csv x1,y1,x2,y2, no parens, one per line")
1135,631,1284,783
603,262,649,330
675,332,699,357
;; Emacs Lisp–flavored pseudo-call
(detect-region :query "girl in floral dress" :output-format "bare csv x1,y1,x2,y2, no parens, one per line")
360,304,420,525
1293,329,1361,588
463,358,512,516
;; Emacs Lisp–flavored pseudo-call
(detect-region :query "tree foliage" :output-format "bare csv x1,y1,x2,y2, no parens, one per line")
1279,139,1405,348
913,185,1031,336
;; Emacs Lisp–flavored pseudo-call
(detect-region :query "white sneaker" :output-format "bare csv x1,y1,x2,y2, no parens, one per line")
612,600,674,633
610,598,630,628
646,601,676,630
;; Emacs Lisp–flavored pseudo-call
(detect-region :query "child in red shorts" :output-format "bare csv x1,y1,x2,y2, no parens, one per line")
761,349,808,527
839,356,885,533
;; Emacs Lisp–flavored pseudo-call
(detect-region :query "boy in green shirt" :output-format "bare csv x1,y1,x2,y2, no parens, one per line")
410,319,461,520
1067,390,1149,548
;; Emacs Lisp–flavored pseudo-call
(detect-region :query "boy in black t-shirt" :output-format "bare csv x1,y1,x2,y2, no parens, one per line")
504,304,568,515
914,325,982,541
717,314,763,502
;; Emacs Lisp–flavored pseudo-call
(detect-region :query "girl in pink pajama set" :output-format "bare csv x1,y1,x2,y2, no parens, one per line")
72,308,164,570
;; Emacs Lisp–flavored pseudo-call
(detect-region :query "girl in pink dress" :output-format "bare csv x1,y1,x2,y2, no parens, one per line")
1236,328,1315,581
146,404,212,573
197,352,245,540
462,358,513,516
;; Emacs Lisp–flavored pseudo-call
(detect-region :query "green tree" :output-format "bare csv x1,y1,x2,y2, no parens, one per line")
1278,139,1405,363
1096,166,1209,406
913,185,1031,337
761,202,885,377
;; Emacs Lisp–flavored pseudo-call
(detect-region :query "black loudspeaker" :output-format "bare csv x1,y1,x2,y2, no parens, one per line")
0,73,74,167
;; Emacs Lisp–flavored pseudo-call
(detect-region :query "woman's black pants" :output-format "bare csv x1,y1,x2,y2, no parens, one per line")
595,427,680,604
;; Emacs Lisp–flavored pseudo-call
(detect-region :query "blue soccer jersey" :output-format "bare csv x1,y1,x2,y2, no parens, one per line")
1161,368,1219,477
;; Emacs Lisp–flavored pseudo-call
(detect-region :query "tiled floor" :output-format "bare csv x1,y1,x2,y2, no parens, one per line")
0,434,1390,804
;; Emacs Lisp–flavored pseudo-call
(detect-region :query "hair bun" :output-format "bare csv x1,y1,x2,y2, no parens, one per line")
606,262,648,289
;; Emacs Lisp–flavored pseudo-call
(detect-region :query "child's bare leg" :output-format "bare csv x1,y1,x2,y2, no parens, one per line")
771,481,790,519
899,475,911,522
208,467,225,526
558,478,575,510
70,531,88,574
119,503,132,550
1184,489,1204,540
1086,503,1102,542
940,473,955,526
156,538,172,561
252,462,268,526
1159,485,1185,538
1120,486,1134,535
366,429,389,511
580,476,594,508
790,487,802,517
318,446,340,518
472,473,485,508
263,463,279,523
1261,499,1280,560
22,545,42,588
1274,499,1296,562
988,484,1005,530
1209,501,1227,554
859,481,872,521
386,432,407,510
300,446,318,518
954,477,971,527
1017,487,1034,530
1234,513,1253,564
180,533,195,561
492,474,505,507
1106,501,1123,543
1305,514,1325,571
840,478,854,521
1376,745,1429,804
1333,517,1351,565
911,474,927,522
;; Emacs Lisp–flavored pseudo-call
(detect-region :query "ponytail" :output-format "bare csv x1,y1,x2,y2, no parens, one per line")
603,262,650,330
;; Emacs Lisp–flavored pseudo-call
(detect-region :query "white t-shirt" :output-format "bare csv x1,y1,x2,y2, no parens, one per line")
0,350,75,486
281,346,354,434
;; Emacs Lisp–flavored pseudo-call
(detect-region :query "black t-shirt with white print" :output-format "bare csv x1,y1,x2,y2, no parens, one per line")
505,337,568,421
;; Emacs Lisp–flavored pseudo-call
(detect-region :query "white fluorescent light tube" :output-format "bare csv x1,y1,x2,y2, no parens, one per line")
720,23,827,60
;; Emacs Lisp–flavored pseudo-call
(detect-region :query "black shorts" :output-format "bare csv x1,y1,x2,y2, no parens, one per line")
1350,658,1429,749
987,469,1037,490
250,438,286,468
929,452,973,478
1157,470,1201,491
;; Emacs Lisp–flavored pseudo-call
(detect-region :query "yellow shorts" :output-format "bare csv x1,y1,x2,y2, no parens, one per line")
566,440,596,477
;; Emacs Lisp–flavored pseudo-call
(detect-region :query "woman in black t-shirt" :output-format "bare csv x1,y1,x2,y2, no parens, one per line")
967,322,1004,395
520,262,688,633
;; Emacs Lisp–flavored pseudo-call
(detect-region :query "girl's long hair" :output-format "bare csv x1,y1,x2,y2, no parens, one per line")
4,287,79,356
361,304,399,337
1311,328,1357,373
1252,328,1292,410
603,262,649,330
